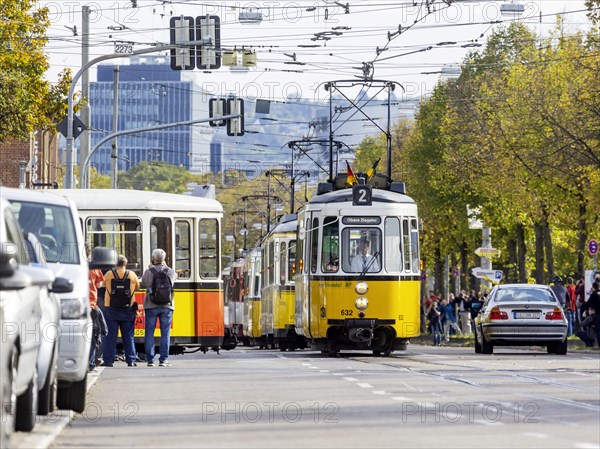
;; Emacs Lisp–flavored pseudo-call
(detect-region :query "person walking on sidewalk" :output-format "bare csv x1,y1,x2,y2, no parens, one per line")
142,249,177,367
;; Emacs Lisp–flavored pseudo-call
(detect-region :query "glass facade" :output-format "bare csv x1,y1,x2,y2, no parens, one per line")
89,63,193,174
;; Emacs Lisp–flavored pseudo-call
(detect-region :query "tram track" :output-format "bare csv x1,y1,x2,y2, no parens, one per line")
333,351,600,412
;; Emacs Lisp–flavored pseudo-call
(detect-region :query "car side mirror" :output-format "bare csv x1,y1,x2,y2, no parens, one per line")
89,247,118,270
0,246,32,290
51,276,74,294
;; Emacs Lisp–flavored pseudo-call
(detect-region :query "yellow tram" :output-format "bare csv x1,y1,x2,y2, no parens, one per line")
57,189,235,354
242,247,264,346
294,176,421,356
260,214,306,350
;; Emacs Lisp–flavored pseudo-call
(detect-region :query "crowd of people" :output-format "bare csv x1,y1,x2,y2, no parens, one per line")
87,248,177,370
423,276,600,348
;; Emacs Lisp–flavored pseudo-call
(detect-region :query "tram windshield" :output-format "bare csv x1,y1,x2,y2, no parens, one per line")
342,228,382,273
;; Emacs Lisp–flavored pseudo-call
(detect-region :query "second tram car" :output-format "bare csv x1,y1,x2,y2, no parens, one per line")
294,176,421,356
260,214,306,350
242,247,264,347
57,189,236,354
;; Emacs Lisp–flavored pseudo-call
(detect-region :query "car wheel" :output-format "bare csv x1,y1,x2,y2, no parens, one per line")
481,333,494,355
474,332,482,354
548,339,568,355
38,348,57,415
15,369,38,432
57,375,87,413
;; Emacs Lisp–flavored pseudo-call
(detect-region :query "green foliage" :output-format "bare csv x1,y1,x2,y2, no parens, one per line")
0,1,69,141
118,161,195,193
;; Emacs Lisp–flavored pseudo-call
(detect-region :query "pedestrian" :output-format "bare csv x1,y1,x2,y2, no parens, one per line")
565,277,576,336
454,290,471,336
427,300,442,346
575,278,586,329
585,281,600,343
102,255,140,367
87,244,107,372
550,276,569,308
575,308,597,348
142,249,177,367
440,298,463,342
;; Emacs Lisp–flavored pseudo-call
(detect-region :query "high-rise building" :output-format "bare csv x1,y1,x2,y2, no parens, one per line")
88,56,210,175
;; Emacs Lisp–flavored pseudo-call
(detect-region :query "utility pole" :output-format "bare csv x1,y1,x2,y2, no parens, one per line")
79,6,91,187
481,224,492,291
111,65,120,189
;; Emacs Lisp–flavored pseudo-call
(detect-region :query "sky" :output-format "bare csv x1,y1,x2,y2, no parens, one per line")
39,0,594,104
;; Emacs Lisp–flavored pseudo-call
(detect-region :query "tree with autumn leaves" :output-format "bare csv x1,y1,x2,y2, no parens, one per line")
0,0,71,142
364,20,600,289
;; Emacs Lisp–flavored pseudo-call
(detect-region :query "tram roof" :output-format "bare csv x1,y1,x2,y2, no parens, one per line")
308,188,416,205
268,214,297,235
54,189,223,213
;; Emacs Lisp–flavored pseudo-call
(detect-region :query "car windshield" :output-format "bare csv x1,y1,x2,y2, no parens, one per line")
11,200,80,264
495,288,556,303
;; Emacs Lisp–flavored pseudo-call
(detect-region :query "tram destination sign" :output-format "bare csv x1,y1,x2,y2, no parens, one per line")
342,217,381,225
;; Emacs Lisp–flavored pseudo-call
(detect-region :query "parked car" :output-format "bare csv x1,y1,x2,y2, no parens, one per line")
23,232,61,415
1,187,92,413
473,283,569,355
0,198,49,434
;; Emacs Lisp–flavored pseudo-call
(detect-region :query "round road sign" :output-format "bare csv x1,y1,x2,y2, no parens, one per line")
589,239,599,256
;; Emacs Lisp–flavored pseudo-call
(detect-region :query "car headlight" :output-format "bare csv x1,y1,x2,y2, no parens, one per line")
61,297,87,319
355,296,369,311
355,281,368,295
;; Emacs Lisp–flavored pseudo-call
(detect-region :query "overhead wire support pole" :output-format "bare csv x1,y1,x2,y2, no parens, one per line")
65,40,211,189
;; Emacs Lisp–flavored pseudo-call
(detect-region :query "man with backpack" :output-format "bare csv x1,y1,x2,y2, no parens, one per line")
142,248,177,367
102,255,140,367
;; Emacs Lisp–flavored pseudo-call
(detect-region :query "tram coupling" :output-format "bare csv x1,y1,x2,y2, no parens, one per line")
348,327,374,343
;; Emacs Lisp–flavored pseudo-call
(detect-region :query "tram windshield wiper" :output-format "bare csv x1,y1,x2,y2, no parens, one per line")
359,250,380,279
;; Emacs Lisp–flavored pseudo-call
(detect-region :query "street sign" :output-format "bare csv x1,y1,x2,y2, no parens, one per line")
471,267,503,281
588,239,598,256
475,247,501,258
56,114,87,139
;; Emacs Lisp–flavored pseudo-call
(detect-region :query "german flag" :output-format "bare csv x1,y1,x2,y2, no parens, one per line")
346,161,357,186
366,158,381,180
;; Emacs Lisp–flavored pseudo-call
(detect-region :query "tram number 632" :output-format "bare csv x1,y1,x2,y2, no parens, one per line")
340,309,354,316
352,185,373,206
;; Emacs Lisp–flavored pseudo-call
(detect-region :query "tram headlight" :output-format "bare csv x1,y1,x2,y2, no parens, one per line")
355,281,368,295
355,296,369,311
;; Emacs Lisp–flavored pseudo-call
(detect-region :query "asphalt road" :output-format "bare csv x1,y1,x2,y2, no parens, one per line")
10,344,600,449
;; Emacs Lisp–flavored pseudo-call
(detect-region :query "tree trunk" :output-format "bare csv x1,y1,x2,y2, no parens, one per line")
534,222,545,284
577,189,587,280
542,208,554,282
516,222,527,283
506,233,518,283
460,239,468,293
434,243,444,295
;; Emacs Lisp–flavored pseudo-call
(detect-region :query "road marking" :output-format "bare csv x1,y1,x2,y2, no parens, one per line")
391,396,411,401
473,419,504,426
574,443,600,449
372,390,386,395
301,363,312,366
309,366,318,369
356,383,373,388
343,377,358,382
319,370,330,373
522,433,549,439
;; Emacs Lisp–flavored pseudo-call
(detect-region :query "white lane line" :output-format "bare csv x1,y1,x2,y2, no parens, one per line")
301,363,312,366
372,390,386,395
522,433,549,439
343,377,358,382
356,383,373,388
309,366,319,369
473,419,504,426
332,373,346,376
574,443,600,449
319,370,330,373
391,397,411,401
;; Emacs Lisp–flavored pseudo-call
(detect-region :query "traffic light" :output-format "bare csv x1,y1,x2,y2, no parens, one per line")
209,98,227,127
169,16,195,70
227,98,244,137
196,15,221,69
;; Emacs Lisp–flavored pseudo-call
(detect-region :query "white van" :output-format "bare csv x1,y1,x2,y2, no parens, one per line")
1,187,92,413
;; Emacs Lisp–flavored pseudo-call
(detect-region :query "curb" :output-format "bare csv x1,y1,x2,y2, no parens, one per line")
13,369,103,449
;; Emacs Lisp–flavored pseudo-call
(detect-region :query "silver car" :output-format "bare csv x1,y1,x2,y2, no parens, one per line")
473,284,568,355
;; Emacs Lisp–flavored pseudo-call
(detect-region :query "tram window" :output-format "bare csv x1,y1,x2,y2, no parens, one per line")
280,242,287,285
199,219,219,279
88,217,142,276
288,240,296,282
342,228,382,273
321,216,339,273
175,220,191,280
402,218,410,272
384,217,402,273
410,218,420,273
310,217,319,274
268,241,275,286
150,217,172,268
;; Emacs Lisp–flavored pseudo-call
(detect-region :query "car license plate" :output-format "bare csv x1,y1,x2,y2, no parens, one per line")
514,311,540,319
